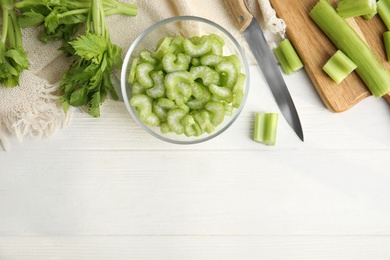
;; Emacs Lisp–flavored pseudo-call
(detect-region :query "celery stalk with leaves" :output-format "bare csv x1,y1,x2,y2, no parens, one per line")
0,0,29,87
58,0,122,117
15,0,137,54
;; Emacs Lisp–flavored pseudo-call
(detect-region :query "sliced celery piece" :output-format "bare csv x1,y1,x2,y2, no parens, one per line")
183,38,212,57
155,37,172,59
135,62,155,88
131,81,145,95
310,0,390,98
205,101,225,126
167,108,187,135
274,39,303,75
190,65,214,86
209,83,232,101
274,45,294,75
162,53,190,72
144,113,160,127
215,60,238,88
322,50,357,84
337,0,377,18
146,71,165,98
130,94,153,121
253,113,278,146
378,0,390,30
384,31,390,61
200,54,223,67
139,50,157,64
127,57,138,83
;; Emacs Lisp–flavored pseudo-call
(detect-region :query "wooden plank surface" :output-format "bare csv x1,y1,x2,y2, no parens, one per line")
1,236,390,259
1,66,390,259
270,0,390,112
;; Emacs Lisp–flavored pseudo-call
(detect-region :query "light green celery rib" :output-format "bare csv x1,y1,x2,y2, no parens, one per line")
378,0,390,30
254,113,278,146
322,50,357,84
277,38,303,74
383,31,390,61
310,0,390,98
337,0,376,18
274,46,294,75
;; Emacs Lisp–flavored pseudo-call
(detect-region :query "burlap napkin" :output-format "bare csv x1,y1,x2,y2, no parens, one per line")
0,0,285,150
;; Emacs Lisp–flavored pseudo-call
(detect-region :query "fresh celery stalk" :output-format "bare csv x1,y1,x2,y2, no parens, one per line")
378,0,390,30
310,0,390,98
322,50,357,84
337,0,377,18
383,31,390,61
274,39,303,75
253,113,278,146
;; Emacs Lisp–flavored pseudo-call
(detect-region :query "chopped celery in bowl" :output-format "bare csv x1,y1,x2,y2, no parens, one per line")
121,16,250,144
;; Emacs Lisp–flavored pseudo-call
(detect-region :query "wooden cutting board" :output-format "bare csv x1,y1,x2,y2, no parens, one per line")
270,0,390,112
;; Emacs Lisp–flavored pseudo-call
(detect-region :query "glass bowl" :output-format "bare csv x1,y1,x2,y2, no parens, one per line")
120,16,250,144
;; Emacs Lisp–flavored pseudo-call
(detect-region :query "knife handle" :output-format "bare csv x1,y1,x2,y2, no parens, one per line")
225,0,253,32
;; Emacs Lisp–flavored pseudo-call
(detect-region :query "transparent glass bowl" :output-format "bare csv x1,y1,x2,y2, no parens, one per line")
121,16,250,144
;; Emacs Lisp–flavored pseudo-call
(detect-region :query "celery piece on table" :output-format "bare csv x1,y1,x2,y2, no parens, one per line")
383,31,390,61
337,0,377,18
274,38,303,75
310,0,390,98
323,50,357,84
253,113,278,146
378,0,390,30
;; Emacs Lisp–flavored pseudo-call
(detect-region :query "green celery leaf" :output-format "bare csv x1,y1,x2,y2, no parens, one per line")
62,100,71,113
103,71,118,100
59,13,86,25
18,11,46,28
40,23,80,45
88,67,103,91
0,75,19,87
44,9,60,33
88,91,101,117
70,33,108,63
69,87,88,106
5,47,30,70
46,0,62,7
110,44,123,69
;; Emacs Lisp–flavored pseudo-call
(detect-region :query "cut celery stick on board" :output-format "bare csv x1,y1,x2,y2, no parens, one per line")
384,31,390,61
337,0,377,18
322,50,357,84
270,0,390,111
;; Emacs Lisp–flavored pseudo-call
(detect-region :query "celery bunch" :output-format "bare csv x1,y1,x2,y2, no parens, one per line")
15,0,137,54
0,0,29,87
15,0,138,117
58,0,124,117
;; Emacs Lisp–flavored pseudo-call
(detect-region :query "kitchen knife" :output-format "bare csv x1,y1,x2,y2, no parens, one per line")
225,0,304,141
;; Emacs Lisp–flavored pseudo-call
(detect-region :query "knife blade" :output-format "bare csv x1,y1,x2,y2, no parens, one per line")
225,0,304,141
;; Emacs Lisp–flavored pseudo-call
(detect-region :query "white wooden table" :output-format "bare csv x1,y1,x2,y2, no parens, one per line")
1,66,390,259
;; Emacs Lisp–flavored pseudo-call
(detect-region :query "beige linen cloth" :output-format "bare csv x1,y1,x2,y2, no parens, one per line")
0,0,285,150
